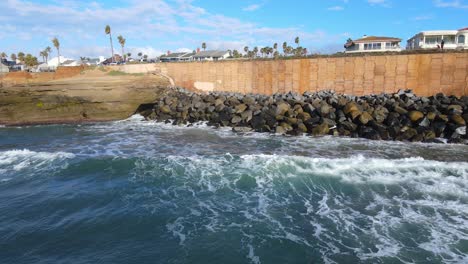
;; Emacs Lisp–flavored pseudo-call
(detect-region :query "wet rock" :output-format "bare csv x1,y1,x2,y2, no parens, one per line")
139,88,466,144
394,105,408,115
233,126,253,133
276,102,291,116
160,105,171,114
231,115,242,124
312,123,330,136
451,115,466,126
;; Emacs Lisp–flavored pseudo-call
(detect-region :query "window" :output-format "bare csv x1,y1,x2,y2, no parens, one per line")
364,43,382,50
386,42,391,48
459,35,466,44
444,35,456,44
425,36,441,44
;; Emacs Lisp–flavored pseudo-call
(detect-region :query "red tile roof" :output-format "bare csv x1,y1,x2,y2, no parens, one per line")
353,36,402,43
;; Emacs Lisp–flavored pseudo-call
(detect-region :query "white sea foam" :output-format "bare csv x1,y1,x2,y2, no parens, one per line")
0,149,75,174
129,153,468,262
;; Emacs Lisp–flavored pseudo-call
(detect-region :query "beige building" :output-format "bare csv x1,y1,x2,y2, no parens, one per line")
344,36,402,53
406,28,468,50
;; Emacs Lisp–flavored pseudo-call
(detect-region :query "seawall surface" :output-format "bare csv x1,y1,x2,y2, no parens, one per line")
115,52,468,97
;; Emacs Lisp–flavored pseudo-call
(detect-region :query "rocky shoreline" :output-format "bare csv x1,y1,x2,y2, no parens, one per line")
138,88,467,144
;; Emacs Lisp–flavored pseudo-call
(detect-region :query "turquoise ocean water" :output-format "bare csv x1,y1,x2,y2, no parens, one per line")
1,116,467,264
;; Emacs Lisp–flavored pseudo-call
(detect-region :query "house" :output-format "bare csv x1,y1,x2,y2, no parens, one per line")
48,56,74,67
0,62,9,73
160,52,192,62
82,58,102,66
36,63,53,72
101,54,124,65
406,28,468,50
179,52,195,61
344,36,402,53
192,50,230,61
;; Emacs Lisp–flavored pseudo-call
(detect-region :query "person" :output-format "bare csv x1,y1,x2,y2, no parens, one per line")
441,39,445,50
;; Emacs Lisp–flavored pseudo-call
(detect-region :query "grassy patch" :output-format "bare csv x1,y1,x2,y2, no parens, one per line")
107,70,145,77
107,70,127,76
98,67,108,72
131,73,145,77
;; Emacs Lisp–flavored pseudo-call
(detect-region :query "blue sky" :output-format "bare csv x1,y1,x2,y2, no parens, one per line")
0,0,467,59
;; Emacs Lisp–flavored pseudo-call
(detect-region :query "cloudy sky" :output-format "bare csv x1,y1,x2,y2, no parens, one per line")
0,0,467,59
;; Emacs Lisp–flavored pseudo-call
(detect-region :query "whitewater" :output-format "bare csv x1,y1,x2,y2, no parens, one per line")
0,115,467,264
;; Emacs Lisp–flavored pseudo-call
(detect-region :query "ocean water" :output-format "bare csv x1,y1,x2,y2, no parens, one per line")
0,115,467,264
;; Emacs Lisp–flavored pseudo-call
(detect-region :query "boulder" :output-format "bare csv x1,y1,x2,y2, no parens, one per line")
160,105,171,114
358,112,373,125
241,110,253,122
276,102,291,116
312,123,330,136
231,115,242,124
394,105,408,115
409,111,424,122
235,104,248,114
451,115,466,126
344,102,359,115
233,126,253,133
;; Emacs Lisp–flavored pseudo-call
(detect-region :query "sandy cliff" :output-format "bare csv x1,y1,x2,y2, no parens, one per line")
0,68,170,126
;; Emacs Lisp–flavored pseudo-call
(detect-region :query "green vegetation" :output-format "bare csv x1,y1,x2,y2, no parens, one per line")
107,70,145,77
24,54,39,66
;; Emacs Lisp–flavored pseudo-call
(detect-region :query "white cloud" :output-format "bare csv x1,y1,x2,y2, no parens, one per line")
243,4,262,11
368,0,391,7
328,6,344,11
411,15,433,21
0,0,346,57
433,0,468,8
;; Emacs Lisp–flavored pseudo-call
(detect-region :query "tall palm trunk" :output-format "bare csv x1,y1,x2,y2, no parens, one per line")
109,34,114,63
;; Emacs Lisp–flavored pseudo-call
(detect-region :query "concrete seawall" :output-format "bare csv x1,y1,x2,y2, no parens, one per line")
115,52,468,97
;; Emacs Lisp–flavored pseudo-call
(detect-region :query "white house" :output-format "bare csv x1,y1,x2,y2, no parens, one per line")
406,28,468,50
160,52,194,62
47,56,74,67
0,62,9,73
192,50,230,61
344,36,402,53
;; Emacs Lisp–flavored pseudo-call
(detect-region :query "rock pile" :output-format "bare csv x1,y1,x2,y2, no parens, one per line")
138,88,468,144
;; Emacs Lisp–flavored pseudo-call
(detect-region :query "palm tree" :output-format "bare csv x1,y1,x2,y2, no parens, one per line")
143,54,148,61
105,25,115,63
52,37,60,65
10,53,17,62
44,46,52,63
243,46,249,57
18,52,25,62
0,52,6,59
273,43,278,52
117,35,126,61
138,52,142,61
253,47,258,58
127,53,131,59
295,36,300,47
39,51,46,62
202,42,207,51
